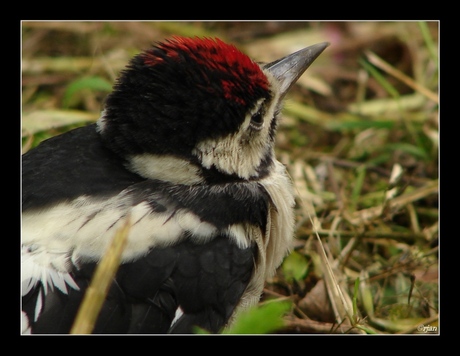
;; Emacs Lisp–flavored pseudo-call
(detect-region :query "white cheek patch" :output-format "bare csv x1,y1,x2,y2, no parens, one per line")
192,95,279,180
193,125,270,180
127,154,204,185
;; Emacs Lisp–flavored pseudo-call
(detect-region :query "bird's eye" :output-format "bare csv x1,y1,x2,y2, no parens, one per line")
249,111,264,131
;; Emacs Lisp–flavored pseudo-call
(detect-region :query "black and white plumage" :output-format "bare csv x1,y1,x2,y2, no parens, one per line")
21,37,328,334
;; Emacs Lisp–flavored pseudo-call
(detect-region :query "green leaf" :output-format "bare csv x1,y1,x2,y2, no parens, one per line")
350,165,366,212
384,142,429,160
282,250,309,282
62,76,112,108
327,120,394,131
353,277,360,318
222,301,291,334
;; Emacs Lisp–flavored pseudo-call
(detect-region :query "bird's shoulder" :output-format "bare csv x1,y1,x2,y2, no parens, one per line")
22,123,143,211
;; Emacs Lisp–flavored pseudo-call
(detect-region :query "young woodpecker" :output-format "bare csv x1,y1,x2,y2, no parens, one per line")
22,36,328,334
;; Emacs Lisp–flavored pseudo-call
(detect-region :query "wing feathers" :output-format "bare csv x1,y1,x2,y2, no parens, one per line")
22,178,271,333
21,246,80,323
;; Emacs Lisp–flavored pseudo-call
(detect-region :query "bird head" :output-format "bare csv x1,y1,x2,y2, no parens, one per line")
97,36,328,183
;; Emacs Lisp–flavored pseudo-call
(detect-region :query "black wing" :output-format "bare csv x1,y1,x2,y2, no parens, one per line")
24,235,257,334
22,123,143,211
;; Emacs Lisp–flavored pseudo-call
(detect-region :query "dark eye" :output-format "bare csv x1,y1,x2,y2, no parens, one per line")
250,111,264,130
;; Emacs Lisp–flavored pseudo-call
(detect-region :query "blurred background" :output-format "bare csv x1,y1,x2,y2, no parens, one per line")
21,21,439,334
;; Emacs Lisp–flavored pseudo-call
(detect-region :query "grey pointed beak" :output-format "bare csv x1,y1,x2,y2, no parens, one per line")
264,42,329,99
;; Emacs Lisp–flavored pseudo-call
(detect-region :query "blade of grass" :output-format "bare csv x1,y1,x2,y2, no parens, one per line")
314,238,358,333
352,277,360,323
418,22,438,66
350,165,366,212
347,93,427,118
361,54,433,163
359,57,400,100
364,50,438,104
22,109,99,136
70,216,131,334
348,179,438,226
359,270,375,318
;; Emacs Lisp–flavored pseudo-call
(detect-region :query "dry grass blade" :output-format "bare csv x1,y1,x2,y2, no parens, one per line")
314,238,363,333
70,216,131,334
364,50,438,104
348,179,438,227
304,199,364,333
22,109,99,137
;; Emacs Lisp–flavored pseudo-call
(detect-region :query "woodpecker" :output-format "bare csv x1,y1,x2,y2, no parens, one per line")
21,36,328,334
